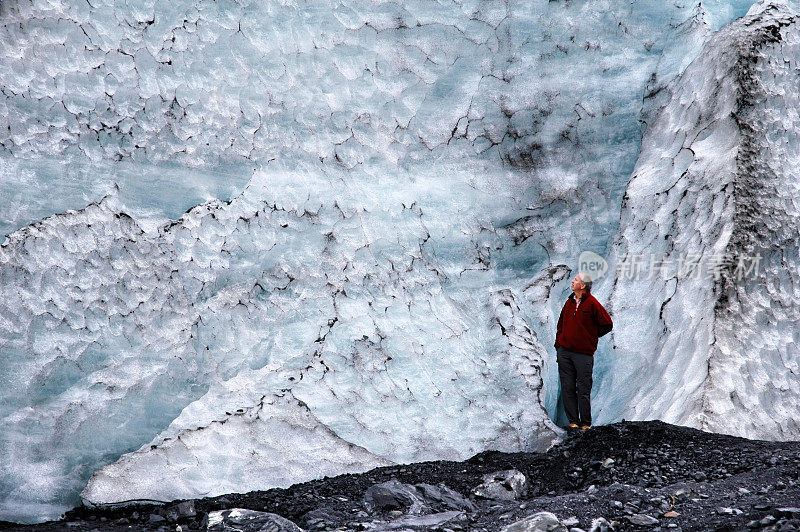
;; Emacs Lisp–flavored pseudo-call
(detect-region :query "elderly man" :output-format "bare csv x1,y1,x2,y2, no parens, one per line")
554,272,613,431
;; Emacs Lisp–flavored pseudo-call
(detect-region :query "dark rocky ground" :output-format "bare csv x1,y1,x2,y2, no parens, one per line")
2,420,800,531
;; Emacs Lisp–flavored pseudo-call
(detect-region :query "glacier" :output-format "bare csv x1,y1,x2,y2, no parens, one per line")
0,0,794,524
603,0,800,438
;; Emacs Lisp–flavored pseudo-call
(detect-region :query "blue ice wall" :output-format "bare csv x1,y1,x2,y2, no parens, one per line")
0,0,766,523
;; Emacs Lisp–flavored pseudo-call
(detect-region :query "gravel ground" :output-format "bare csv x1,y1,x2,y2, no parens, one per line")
2,420,799,531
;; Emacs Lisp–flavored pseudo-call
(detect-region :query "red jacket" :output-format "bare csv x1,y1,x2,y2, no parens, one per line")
554,292,613,356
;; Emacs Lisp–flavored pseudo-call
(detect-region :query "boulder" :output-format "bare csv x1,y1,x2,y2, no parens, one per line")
364,479,428,515
473,469,528,500
206,508,305,532
373,510,465,531
500,511,567,532
415,482,478,512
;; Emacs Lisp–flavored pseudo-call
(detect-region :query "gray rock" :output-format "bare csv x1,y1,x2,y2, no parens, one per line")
775,507,800,518
301,507,348,523
163,507,180,522
300,507,348,530
499,511,567,532
176,501,196,518
472,469,528,501
206,508,305,532
623,503,640,514
625,514,658,526
760,516,777,526
716,507,743,515
373,510,465,531
364,479,429,515
588,517,614,532
416,482,478,512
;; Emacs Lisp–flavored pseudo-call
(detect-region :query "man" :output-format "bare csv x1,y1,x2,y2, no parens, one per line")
554,272,613,431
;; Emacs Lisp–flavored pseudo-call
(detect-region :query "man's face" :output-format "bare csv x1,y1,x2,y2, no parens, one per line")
571,274,585,293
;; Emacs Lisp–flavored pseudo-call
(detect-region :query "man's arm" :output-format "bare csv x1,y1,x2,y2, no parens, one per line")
554,304,564,347
595,301,613,337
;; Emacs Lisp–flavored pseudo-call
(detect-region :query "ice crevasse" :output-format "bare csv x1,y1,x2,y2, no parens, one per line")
1,0,798,524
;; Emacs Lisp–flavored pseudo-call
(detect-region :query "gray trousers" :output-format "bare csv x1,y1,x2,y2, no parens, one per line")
556,345,594,426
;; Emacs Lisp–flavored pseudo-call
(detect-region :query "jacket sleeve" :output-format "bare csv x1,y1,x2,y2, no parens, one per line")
595,300,613,338
554,304,564,347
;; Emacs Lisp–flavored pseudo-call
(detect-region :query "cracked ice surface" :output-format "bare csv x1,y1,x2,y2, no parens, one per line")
598,0,800,438
1,161,562,520
0,0,769,524
80,389,395,505
0,0,754,234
